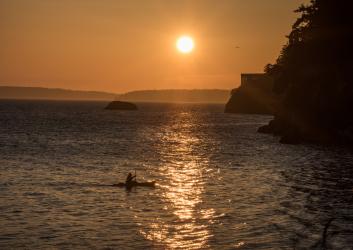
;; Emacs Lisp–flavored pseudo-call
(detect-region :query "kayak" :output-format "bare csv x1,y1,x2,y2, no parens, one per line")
113,181,156,188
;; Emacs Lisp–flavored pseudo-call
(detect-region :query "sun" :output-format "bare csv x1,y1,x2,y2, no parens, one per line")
176,36,194,54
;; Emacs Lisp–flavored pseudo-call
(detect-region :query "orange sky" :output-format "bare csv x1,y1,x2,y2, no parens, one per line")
0,0,309,93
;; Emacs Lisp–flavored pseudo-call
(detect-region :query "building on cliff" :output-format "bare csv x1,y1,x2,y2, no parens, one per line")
240,74,273,91
225,73,276,114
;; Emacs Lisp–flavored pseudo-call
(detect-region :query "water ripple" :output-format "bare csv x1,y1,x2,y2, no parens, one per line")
0,101,353,249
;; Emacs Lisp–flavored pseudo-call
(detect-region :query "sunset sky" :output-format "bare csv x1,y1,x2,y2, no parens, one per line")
0,0,309,93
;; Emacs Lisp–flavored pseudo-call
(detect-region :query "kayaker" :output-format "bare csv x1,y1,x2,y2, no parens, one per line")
125,172,136,185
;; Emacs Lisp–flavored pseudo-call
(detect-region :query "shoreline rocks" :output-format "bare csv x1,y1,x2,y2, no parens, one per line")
258,117,353,145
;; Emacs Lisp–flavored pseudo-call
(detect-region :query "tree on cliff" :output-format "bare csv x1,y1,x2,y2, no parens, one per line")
261,0,353,143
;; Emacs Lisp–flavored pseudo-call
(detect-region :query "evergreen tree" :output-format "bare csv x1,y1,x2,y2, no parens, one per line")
262,0,353,143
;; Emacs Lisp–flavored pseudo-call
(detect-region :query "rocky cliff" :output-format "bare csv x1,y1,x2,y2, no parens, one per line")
258,0,353,145
225,74,276,115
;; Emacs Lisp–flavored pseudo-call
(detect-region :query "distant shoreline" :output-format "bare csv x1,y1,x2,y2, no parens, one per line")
0,86,230,104
0,99,228,105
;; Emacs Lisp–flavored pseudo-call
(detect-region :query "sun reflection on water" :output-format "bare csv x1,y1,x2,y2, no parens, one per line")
139,111,215,249
162,163,203,220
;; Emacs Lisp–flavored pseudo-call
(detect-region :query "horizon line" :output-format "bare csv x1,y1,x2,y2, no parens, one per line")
0,85,233,95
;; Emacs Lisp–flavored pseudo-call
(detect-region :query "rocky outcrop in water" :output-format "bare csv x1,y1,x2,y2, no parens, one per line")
225,74,276,115
105,101,137,110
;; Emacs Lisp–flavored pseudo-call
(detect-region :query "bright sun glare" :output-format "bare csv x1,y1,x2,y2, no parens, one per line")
176,36,194,54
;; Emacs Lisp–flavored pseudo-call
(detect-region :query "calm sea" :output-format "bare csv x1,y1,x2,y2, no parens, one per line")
0,100,353,249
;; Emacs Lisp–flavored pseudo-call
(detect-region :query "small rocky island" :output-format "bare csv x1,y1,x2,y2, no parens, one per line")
225,73,276,115
105,101,138,110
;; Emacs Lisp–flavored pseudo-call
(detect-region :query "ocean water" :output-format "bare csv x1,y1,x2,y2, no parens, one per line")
0,100,353,249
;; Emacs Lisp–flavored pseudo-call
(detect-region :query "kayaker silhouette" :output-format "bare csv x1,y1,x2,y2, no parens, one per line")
125,172,136,185
113,171,155,188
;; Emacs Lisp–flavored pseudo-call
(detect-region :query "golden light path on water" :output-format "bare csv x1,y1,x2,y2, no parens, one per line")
3,103,353,248
139,111,216,249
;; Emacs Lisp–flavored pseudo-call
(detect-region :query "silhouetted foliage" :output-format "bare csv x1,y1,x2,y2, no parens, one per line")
260,0,353,144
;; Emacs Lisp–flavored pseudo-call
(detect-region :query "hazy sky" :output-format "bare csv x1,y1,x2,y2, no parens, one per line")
0,0,309,93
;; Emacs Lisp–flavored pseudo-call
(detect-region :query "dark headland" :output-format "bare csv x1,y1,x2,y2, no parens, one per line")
225,73,276,115
257,0,353,145
105,101,138,110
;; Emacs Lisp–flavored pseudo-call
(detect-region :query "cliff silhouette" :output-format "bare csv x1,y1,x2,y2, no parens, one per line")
225,74,276,114
258,0,353,144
